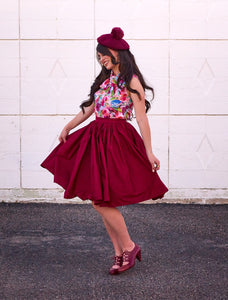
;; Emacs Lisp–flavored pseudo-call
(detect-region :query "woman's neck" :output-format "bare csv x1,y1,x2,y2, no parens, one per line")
112,65,120,76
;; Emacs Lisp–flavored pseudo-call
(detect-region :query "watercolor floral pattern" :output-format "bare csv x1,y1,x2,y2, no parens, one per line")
94,71,135,120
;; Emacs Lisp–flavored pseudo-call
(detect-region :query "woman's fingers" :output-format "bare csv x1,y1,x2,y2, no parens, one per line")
58,128,69,143
58,136,65,143
148,154,160,173
151,160,160,172
152,163,156,172
155,160,160,171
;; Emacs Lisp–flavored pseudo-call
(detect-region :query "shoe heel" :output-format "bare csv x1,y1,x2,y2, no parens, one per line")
136,249,141,262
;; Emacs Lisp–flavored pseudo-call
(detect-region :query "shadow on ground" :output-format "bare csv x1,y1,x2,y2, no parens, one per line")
0,203,227,300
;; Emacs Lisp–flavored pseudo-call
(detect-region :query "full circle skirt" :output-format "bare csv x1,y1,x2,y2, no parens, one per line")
41,117,168,207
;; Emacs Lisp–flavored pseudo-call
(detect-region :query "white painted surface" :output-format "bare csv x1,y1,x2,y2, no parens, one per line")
0,0,19,39
0,117,20,188
170,41,228,114
96,0,169,39
170,0,228,39
0,0,228,203
20,0,94,39
0,41,19,114
20,40,94,114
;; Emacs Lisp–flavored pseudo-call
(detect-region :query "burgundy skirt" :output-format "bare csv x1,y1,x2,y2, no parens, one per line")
40,117,168,207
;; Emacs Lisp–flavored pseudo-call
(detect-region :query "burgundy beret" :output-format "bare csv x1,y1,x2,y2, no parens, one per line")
97,27,129,50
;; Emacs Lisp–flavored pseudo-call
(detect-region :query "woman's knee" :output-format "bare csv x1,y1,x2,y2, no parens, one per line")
92,201,102,212
91,201,110,217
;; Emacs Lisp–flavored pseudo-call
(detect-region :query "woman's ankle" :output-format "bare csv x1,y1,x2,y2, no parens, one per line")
123,241,135,252
115,252,123,257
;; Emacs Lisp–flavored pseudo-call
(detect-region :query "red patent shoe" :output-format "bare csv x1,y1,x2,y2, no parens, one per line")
117,243,141,273
109,255,123,275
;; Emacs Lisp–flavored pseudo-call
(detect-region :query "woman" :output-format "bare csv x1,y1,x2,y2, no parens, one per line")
41,27,168,275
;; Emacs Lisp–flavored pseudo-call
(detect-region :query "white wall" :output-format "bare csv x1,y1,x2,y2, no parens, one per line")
0,0,228,204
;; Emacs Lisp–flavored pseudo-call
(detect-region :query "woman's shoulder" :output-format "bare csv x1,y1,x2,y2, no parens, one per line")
132,74,138,79
130,74,141,89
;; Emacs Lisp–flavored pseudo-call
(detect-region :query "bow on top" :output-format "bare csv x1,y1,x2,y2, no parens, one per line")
100,71,126,91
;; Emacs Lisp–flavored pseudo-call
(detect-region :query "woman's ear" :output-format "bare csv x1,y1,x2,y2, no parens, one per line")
109,48,119,60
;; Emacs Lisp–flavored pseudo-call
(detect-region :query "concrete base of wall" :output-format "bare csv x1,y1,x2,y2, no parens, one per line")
0,189,227,204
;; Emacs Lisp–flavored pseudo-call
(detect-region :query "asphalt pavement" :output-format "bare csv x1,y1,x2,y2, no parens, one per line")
0,202,227,300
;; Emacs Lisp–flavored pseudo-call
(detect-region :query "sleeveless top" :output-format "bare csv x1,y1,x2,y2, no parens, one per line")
94,71,136,120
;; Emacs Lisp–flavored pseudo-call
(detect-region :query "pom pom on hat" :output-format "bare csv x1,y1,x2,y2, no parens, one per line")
97,27,129,50
111,27,124,40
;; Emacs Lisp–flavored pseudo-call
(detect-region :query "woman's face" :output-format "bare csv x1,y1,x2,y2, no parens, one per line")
97,49,119,70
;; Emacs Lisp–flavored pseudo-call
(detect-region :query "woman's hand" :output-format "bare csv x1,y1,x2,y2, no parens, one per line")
147,152,160,172
58,127,70,143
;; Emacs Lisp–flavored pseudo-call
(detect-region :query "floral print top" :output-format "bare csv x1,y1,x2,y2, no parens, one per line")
94,71,136,120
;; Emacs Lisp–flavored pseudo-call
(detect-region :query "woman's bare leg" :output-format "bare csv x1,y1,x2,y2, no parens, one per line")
101,216,123,256
92,202,135,253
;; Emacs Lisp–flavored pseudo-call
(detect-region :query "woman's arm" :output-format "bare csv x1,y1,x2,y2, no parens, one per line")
129,77,160,172
59,102,95,143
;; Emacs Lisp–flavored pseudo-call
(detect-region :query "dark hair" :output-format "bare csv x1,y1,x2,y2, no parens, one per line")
80,44,154,115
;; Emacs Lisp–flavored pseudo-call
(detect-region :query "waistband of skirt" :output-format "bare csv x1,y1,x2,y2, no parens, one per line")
95,117,127,122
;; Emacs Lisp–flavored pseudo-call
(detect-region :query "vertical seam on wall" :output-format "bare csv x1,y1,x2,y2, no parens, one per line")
168,0,171,187
93,0,96,78
18,0,22,189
